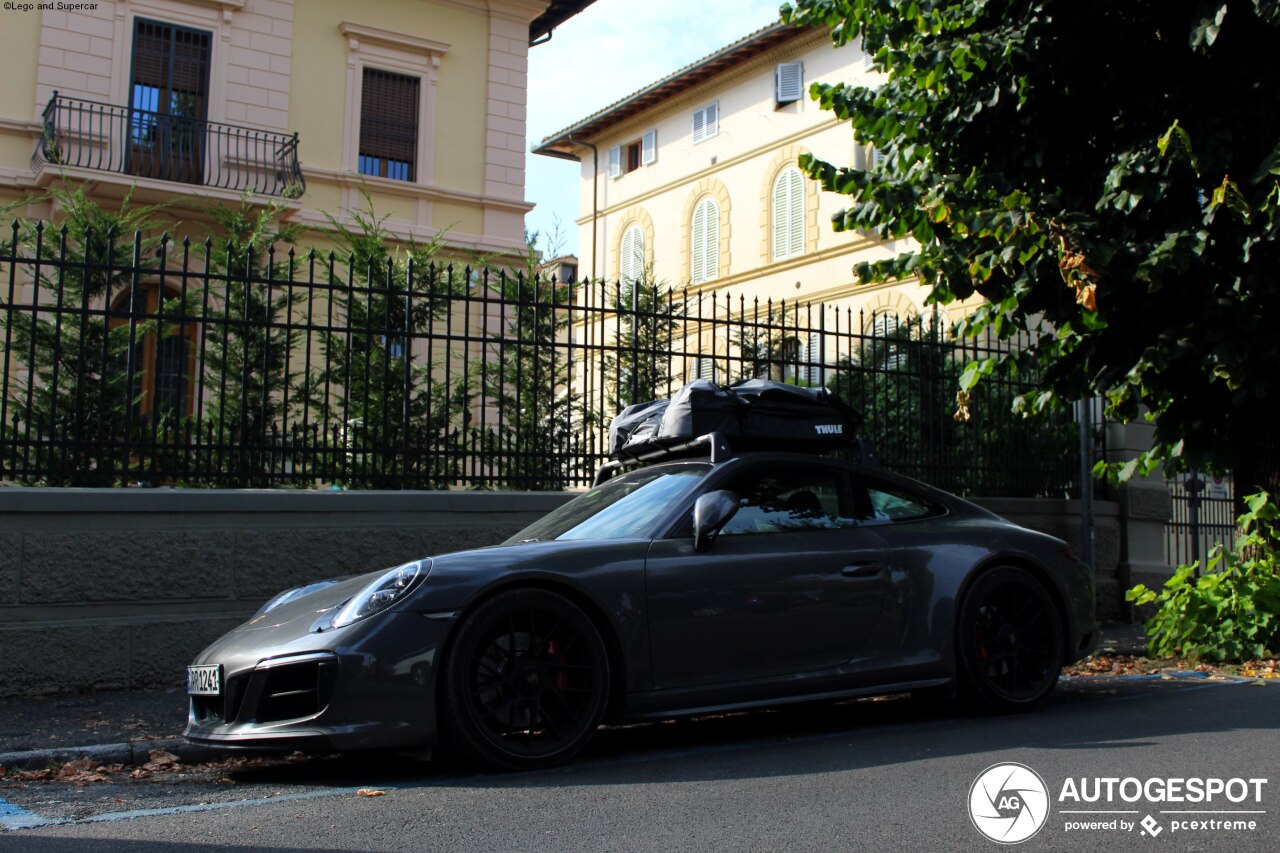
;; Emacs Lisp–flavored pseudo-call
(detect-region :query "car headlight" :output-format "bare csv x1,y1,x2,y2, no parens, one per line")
330,561,426,628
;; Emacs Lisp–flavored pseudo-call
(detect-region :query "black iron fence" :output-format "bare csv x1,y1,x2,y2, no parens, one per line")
1,223,1081,493
1166,473,1236,569
33,93,305,198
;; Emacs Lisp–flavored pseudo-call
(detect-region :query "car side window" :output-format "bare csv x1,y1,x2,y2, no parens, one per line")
718,465,857,535
865,485,941,522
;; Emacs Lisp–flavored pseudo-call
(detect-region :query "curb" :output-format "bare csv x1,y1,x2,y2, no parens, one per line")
0,738,223,772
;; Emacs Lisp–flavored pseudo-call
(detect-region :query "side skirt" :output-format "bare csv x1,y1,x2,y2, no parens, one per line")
621,677,953,722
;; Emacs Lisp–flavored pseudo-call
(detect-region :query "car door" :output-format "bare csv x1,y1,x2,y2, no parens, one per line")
644,462,893,689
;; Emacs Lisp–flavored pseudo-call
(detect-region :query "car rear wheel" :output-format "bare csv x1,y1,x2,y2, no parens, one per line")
956,567,1063,712
439,588,610,770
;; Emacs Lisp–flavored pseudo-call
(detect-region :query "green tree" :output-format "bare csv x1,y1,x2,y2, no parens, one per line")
474,238,588,490
602,272,679,412
195,198,306,485
312,196,471,488
784,0,1280,499
2,185,168,484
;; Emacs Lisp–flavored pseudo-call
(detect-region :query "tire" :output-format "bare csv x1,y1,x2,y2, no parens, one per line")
955,567,1063,712
438,588,610,771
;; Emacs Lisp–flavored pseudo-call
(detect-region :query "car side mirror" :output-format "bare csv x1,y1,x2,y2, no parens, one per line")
693,490,740,552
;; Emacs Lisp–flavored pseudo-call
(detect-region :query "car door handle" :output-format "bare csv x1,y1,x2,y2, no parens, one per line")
840,562,887,578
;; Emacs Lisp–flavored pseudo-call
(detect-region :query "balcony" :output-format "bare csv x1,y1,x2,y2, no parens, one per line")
32,92,305,199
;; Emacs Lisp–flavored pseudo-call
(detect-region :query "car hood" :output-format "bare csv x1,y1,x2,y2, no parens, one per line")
234,537,646,633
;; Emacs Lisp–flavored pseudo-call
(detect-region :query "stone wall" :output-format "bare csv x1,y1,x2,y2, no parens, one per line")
0,489,571,698
0,489,1140,698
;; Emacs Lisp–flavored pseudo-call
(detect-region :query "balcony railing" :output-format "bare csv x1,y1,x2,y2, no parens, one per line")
32,92,305,199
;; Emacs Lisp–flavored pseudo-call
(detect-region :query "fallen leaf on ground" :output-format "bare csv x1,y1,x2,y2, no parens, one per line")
142,749,180,772
55,759,111,784
357,788,387,797
130,768,152,779
16,768,53,781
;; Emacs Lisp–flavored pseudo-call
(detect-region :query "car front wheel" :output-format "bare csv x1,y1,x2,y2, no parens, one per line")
956,567,1063,711
439,588,610,770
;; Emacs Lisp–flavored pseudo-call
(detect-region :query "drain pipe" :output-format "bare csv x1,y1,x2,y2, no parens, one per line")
569,134,599,281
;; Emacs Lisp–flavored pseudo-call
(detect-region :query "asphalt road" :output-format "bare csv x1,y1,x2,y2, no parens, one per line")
2,676,1276,852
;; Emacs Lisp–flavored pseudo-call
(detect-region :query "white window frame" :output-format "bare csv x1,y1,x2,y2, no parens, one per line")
608,144,621,179
771,166,805,261
692,102,719,144
690,196,720,284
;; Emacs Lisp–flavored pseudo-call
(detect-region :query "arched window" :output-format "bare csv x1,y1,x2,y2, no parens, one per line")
772,167,805,260
108,284,197,422
869,311,905,369
619,224,645,284
690,196,719,284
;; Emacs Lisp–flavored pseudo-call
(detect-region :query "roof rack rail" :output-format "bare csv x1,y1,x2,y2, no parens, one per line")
592,432,731,486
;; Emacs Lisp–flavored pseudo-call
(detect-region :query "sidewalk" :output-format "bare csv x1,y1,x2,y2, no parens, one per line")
0,622,1150,772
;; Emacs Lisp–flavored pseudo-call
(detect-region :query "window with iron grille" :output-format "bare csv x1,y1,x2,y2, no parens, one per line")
359,68,419,182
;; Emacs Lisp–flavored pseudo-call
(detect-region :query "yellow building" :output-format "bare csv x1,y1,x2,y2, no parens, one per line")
534,20,979,379
0,0,592,254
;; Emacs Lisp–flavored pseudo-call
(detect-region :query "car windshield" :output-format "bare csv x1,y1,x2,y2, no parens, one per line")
506,464,709,543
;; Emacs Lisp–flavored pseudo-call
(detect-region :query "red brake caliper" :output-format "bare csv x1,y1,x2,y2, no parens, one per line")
547,640,569,688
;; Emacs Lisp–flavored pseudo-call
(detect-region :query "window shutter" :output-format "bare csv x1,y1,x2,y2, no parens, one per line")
805,333,822,385
620,225,644,284
872,147,889,170
775,62,804,104
608,145,621,179
641,129,657,165
772,168,805,261
691,198,719,284
691,201,706,282
692,103,719,144
703,199,719,282
697,357,717,382
772,172,789,260
787,170,804,257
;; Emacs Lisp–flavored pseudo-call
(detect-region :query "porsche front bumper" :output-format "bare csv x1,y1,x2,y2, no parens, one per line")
184,611,452,752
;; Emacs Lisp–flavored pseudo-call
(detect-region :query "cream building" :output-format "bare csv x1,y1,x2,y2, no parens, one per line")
0,0,592,255
534,20,970,377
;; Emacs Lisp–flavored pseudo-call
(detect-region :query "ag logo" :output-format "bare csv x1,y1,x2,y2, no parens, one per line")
968,762,1051,844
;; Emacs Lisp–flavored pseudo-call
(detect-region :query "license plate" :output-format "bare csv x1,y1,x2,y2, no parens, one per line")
186,664,222,696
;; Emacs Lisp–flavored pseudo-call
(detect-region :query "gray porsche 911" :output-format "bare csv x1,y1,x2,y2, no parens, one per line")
185,440,1097,770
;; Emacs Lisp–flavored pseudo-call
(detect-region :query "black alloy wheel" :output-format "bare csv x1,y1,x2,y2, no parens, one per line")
440,588,610,770
956,567,1063,711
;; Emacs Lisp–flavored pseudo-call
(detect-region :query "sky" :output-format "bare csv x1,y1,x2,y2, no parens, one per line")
525,0,787,258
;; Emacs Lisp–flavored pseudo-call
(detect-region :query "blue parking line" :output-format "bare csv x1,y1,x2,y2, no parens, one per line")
0,797,48,831
1,786,372,831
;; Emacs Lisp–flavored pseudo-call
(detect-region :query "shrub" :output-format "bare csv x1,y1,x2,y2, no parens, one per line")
1126,492,1280,661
